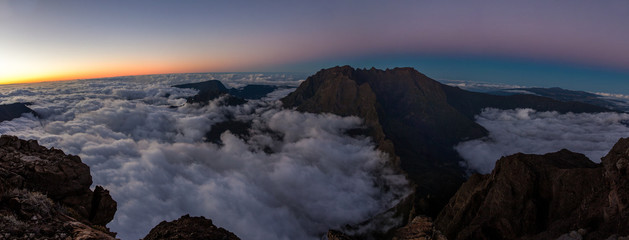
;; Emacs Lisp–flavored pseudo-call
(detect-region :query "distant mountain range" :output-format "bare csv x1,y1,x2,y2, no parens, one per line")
173,80,280,106
487,87,629,112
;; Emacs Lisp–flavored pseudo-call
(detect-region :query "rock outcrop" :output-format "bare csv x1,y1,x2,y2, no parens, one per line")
392,216,447,240
143,214,240,240
281,66,610,217
0,135,116,239
435,138,629,240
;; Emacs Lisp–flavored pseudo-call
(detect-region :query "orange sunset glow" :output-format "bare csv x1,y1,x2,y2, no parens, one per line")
1,0,628,93
0,55,253,84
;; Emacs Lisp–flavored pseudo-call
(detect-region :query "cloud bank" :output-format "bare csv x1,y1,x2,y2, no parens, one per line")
0,74,408,240
456,108,629,174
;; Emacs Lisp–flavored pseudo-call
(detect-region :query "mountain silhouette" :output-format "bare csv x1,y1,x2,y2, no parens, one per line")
282,66,612,216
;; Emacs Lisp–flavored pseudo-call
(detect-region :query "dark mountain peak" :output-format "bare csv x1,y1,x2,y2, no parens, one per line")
310,66,428,86
0,103,36,122
174,79,228,93
324,65,355,74
282,66,487,216
0,135,117,239
282,66,614,218
174,80,279,106
173,80,245,106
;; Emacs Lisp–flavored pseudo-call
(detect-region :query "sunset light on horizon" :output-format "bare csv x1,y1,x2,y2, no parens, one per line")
2,0,629,92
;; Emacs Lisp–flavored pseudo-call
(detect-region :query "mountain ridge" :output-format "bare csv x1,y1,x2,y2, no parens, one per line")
436,138,629,240
281,66,613,218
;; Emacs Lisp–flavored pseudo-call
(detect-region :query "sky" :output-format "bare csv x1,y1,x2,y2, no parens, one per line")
1,0,629,93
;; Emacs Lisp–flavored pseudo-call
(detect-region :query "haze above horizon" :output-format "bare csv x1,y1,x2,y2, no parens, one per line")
2,0,628,94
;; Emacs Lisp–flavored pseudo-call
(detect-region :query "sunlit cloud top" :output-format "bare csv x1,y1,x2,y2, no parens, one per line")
1,0,628,86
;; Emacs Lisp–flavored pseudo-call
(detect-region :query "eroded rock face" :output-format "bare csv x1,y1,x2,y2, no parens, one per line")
0,135,116,239
392,216,447,240
435,138,629,240
600,138,629,237
143,214,240,240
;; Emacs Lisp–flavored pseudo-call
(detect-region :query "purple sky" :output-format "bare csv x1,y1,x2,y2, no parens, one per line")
1,0,628,87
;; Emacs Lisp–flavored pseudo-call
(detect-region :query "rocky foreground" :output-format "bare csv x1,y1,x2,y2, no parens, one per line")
0,135,237,240
435,138,629,240
0,135,116,239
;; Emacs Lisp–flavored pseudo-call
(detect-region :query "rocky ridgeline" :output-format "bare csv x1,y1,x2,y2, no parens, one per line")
0,135,116,239
435,138,629,240
0,134,241,240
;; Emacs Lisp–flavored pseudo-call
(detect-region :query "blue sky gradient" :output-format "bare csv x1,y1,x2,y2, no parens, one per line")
1,0,628,93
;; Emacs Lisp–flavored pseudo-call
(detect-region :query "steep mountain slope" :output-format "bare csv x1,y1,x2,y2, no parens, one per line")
436,138,629,240
281,66,612,217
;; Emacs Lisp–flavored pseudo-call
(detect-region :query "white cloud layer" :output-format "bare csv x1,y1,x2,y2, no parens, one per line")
0,74,408,240
456,108,629,174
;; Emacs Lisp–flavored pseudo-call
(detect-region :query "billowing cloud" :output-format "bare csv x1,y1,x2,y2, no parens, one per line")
0,74,409,240
456,108,629,174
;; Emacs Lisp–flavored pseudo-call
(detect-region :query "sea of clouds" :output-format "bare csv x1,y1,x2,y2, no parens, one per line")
0,73,409,240
456,108,629,174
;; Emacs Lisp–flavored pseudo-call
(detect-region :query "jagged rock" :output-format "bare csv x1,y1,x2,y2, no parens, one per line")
392,216,447,240
143,214,240,240
435,138,629,240
0,135,116,239
89,186,116,226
